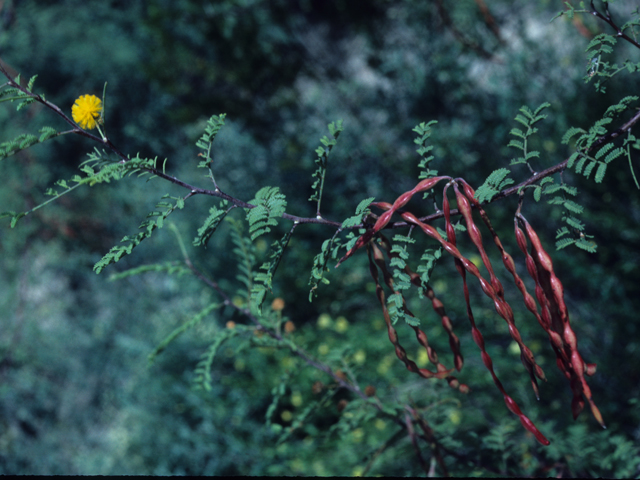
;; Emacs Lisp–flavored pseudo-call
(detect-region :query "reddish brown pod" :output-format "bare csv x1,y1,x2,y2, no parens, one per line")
452,183,546,398
517,214,605,429
376,233,466,391
339,175,605,446
399,207,550,446
368,242,452,381
336,176,450,266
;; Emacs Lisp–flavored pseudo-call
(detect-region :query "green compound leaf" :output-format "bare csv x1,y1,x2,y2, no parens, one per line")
245,186,287,241
417,247,442,287
575,235,597,253
413,120,439,182
533,185,542,202
94,195,186,273
193,328,242,391
227,216,256,301
309,235,344,301
386,292,405,326
474,168,514,203
251,228,295,315
148,302,224,364
196,114,226,168
0,127,59,161
193,200,232,247
309,120,343,213
341,197,375,228
508,102,549,167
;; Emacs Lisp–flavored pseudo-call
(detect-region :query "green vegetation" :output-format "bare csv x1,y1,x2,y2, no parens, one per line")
1,0,639,476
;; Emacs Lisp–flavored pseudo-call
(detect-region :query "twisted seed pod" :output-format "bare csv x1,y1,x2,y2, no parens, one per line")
453,184,504,298
368,243,451,380
336,176,450,266
355,181,551,443
461,180,547,329
442,184,475,327
399,208,550,445
517,214,605,429
437,186,468,373
514,219,572,382
454,182,546,397
427,288,464,372
376,233,466,391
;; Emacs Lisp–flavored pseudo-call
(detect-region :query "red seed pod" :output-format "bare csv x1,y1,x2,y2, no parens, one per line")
503,394,522,416
563,322,578,351
427,287,464,371
515,220,529,253
414,328,439,365
518,413,551,446
374,210,395,232
387,323,398,342
590,401,605,428
338,178,449,266
376,232,462,378
572,395,585,419
481,351,494,370
459,180,478,203
371,201,393,211
472,327,485,350
556,356,571,379
443,184,457,244
415,175,450,193
393,191,415,210
466,196,548,376
412,203,552,442
454,184,507,299
518,214,605,429
369,243,450,382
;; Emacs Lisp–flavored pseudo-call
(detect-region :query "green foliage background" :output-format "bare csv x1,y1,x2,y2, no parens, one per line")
0,0,639,476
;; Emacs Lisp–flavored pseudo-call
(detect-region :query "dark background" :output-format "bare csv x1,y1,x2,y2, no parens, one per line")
0,0,638,475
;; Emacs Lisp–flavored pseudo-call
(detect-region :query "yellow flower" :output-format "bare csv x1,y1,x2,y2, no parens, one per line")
71,94,102,130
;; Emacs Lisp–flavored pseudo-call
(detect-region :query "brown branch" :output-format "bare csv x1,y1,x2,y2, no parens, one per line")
591,0,640,50
0,64,347,229
405,412,430,475
5,52,639,236
380,107,640,232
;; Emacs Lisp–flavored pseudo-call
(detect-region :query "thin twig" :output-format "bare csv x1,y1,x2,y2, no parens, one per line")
591,0,640,50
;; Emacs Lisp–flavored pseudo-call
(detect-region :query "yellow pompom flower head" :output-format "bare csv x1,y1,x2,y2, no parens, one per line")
71,94,102,130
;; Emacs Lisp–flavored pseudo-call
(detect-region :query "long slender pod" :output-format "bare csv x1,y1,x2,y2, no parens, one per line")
517,214,605,428
336,176,450,266
455,181,545,397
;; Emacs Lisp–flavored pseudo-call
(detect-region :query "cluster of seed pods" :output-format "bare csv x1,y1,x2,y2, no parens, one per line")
338,176,604,445
368,234,467,392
